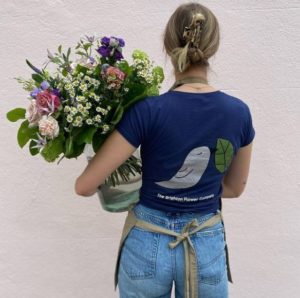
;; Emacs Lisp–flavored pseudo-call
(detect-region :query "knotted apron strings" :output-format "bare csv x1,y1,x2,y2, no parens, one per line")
114,205,230,298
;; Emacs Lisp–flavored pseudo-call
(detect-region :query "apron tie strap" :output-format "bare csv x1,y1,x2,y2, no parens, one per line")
132,210,223,298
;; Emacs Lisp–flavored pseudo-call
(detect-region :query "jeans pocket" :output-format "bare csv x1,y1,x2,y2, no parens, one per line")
120,226,160,280
192,221,227,285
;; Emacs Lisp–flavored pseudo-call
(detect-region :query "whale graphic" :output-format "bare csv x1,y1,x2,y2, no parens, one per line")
154,146,210,189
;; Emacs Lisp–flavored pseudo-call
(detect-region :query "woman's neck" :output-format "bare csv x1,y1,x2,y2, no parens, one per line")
174,66,208,82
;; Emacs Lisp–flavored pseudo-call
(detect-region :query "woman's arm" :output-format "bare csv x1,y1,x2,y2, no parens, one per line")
75,129,137,197
221,141,254,198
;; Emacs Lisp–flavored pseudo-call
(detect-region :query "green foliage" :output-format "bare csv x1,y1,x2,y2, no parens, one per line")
152,66,164,84
40,134,64,162
117,60,131,75
110,104,124,125
29,139,40,156
215,138,234,173
17,120,38,148
31,73,44,84
74,126,98,145
6,108,26,122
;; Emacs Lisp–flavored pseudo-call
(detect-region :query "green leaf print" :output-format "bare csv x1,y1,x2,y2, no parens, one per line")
215,138,234,173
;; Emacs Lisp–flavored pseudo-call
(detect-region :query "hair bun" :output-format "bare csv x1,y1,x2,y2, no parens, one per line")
187,47,206,64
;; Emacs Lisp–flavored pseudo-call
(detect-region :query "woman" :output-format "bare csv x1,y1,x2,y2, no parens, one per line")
75,2,255,298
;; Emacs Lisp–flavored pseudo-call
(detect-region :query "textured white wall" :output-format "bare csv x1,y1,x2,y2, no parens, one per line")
1,0,299,297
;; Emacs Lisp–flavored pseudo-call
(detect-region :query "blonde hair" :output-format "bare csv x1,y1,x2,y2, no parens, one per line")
163,2,220,73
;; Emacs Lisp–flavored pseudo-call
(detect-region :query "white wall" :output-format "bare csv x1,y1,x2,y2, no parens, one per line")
1,0,299,297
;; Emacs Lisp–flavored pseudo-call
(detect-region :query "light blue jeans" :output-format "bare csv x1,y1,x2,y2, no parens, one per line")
118,203,229,298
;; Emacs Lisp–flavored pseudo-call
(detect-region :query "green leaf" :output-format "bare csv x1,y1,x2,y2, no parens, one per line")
17,120,38,148
122,83,147,109
29,139,40,156
50,57,61,64
92,130,109,152
152,66,164,84
6,108,26,122
65,136,74,157
75,64,89,74
146,85,159,96
75,50,86,56
215,138,234,173
117,60,131,75
67,47,71,58
74,126,98,145
40,134,64,162
63,142,85,159
62,68,68,77
31,73,44,84
110,105,124,125
25,59,43,75
83,43,91,51
58,44,62,53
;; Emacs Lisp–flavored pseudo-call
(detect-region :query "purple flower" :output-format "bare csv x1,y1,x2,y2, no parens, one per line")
97,36,125,60
30,87,42,98
111,36,125,47
88,56,95,64
114,50,123,61
52,88,61,97
96,46,111,58
40,81,50,90
101,36,110,46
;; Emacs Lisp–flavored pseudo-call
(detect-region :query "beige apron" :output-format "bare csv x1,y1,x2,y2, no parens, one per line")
114,78,233,297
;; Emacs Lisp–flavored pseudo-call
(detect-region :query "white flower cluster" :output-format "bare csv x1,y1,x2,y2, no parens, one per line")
56,71,111,128
132,57,155,85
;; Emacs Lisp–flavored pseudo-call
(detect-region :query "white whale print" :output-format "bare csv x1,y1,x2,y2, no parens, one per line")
154,146,211,189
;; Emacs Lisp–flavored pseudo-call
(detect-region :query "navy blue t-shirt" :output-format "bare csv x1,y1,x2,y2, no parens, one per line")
115,90,255,213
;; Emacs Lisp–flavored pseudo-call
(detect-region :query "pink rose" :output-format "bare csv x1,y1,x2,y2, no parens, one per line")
38,115,60,139
25,99,42,127
36,89,61,115
106,66,126,81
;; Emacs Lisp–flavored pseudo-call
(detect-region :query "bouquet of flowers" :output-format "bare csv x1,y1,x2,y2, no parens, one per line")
6,35,164,211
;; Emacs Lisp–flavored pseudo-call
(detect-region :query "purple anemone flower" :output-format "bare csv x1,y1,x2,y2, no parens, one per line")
111,36,125,47
96,46,111,57
100,36,110,46
114,50,124,61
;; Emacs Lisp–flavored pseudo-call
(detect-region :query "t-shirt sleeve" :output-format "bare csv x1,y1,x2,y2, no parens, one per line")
240,104,256,147
114,99,151,148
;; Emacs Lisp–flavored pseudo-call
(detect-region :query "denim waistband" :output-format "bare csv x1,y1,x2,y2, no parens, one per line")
132,203,221,231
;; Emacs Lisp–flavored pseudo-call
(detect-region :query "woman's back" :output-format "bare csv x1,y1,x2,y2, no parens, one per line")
115,89,255,213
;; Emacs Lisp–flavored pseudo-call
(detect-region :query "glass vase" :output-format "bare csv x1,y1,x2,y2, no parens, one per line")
83,144,141,212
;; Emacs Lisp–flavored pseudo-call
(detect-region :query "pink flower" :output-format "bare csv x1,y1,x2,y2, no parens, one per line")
36,89,61,115
106,66,126,81
38,115,60,139
25,99,42,128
